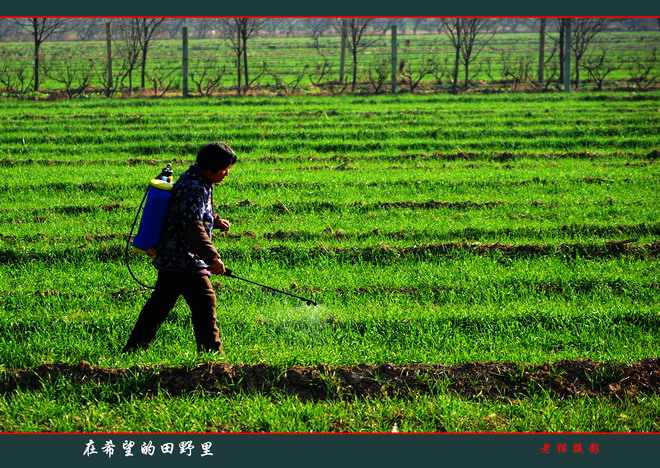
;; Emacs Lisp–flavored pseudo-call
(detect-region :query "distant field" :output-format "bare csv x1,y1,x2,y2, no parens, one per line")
1,31,659,94
0,91,658,432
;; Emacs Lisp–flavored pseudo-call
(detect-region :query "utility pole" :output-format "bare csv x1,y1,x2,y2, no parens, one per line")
182,26,189,98
391,24,397,94
106,22,113,96
563,18,572,92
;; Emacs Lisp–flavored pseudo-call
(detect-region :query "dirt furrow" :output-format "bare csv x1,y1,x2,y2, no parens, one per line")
2,359,658,400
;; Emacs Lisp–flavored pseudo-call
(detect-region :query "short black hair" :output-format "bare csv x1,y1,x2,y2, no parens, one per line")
196,142,237,172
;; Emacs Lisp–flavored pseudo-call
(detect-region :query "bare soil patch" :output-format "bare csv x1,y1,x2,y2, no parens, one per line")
1,359,657,400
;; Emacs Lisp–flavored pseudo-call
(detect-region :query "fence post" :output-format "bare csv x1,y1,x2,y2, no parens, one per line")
182,26,189,98
563,18,572,92
538,18,545,91
391,24,397,94
339,19,346,84
106,22,113,96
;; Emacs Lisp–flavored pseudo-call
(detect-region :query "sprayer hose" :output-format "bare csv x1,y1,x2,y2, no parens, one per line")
124,186,155,289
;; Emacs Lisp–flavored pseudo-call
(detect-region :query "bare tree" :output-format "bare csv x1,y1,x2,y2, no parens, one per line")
216,18,268,94
162,18,185,40
245,61,268,90
363,59,390,94
459,18,498,90
193,18,215,39
0,19,14,41
427,18,445,35
499,18,515,33
582,47,620,90
533,18,547,90
389,19,407,35
308,36,350,94
42,54,96,98
489,49,533,91
147,64,181,97
441,18,497,91
14,18,69,91
278,19,300,37
265,63,308,94
440,18,463,92
548,18,571,85
309,37,344,93
75,18,104,41
627,47,658,89
570,19,612,88
189,53,227,96
331,18,385,92
134,18,167,89
430,56,452,88
398,57,438,93
116,19,142,93
0,48,33,96
97,56,126,98
541,47,561,90
411,18,428,35
303,18,331,39
309,59,336,90
216,19,243,93
102,19,165,92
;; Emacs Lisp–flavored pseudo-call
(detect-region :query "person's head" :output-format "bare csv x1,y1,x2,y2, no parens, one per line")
196,141,237,184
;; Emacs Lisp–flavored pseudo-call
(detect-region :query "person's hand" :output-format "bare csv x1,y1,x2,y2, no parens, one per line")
209,258,226,275
214,217,231,232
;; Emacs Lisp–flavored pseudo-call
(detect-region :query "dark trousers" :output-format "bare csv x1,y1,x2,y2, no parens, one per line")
123,271,223,353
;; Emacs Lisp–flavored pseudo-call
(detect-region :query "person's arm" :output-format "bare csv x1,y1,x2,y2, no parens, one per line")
184,221,225,275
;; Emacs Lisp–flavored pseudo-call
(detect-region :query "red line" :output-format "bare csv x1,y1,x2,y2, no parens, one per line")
1,15,658,19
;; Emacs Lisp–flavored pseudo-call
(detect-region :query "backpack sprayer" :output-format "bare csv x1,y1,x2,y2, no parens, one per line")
124,163,175,289
125,165,318,306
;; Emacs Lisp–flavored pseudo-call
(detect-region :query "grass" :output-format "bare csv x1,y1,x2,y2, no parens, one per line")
2,31,659,94
1,389,658,432
0,90,658,432
0,255,656,368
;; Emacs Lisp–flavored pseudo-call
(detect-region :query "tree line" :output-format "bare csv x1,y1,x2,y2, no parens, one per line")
1,18,658,43
0,18,657,98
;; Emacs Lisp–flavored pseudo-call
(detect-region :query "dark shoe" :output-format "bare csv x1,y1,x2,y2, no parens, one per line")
121,342,148,354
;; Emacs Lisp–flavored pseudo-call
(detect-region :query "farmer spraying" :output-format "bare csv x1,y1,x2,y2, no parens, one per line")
123,142,236,353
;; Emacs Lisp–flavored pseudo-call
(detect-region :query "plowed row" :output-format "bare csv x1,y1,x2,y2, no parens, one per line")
3,359,658,400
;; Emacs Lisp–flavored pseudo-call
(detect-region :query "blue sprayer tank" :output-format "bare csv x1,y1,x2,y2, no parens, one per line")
132,164,174,258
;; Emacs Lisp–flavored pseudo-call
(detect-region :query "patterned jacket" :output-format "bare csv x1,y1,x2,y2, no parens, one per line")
153,165,218,274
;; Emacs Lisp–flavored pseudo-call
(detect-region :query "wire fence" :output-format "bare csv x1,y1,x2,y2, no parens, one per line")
0,28,658,98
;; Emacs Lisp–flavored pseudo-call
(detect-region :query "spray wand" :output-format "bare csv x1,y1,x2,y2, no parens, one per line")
224,269,317,306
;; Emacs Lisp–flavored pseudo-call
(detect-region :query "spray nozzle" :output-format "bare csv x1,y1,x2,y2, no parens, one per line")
158,163,173,180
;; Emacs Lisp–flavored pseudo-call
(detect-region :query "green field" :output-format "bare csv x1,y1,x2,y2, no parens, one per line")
2,30,659,95
0,91,658,432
